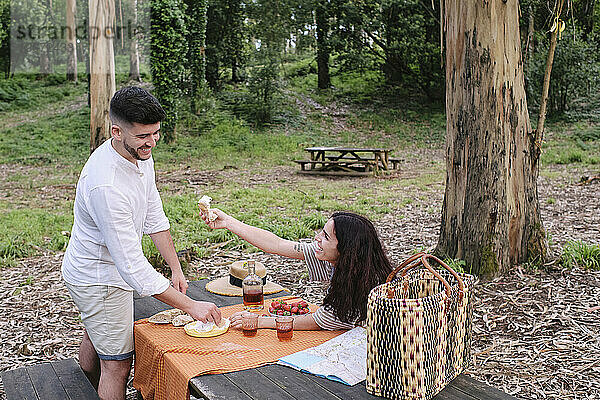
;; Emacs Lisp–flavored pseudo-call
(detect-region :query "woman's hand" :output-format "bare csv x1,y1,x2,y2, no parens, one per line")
199,207,229,229
228,311,252,329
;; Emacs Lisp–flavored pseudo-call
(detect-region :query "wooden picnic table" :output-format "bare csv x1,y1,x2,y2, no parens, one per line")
134,280,518,400
295,147,399,176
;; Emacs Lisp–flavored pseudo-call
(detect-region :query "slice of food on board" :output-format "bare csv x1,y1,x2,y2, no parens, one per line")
148,311,172,324
172,314,194,327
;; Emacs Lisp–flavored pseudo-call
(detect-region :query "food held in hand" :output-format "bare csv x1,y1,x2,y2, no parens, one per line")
198,195,218,222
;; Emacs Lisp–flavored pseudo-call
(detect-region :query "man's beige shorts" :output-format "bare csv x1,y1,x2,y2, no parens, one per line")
65,283,135,360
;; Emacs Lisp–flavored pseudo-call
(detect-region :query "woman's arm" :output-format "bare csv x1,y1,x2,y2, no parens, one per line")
228,311,322,330
201,208,305,260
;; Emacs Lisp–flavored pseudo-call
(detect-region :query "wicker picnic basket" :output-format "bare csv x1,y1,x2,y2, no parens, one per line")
366,253,475,400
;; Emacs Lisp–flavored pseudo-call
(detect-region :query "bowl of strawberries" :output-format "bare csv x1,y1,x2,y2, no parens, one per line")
268,299,311,316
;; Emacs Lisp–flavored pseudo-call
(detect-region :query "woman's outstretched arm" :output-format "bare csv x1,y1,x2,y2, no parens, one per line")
201,208,306,260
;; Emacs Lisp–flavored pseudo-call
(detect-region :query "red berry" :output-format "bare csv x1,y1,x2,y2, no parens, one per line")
291,302,299,308
283,304,291,312
299,301,308,308
291,307,299,314
300,308,308,314
277,310,284,315
272,301,280,309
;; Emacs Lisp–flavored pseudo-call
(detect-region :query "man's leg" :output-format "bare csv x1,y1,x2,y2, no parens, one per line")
79,330,100,389
98,357,132,400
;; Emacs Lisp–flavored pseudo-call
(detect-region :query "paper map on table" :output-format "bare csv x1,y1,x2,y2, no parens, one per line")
277,326,367,386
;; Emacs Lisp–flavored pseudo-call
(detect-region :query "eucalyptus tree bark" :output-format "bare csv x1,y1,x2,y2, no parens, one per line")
315,0,330,89
436,0,547,277
89,0,116,153
66,0,77,81
129,0,141,81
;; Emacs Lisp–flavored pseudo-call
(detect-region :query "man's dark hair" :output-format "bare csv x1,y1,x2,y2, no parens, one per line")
109,86,166,126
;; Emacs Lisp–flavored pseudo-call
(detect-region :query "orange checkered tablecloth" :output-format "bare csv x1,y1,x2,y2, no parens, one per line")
132,297,345,400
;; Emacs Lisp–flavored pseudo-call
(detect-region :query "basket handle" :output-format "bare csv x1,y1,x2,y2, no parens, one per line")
421,254,465,302
385,252,425,299
385,252,424,284
397,255,453,300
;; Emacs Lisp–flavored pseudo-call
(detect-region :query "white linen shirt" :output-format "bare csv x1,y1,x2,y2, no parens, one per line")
61,139,170,297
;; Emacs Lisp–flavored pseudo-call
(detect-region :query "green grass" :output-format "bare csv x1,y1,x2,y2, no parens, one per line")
559,240,600,270
541,122,600,166
0,203,73,267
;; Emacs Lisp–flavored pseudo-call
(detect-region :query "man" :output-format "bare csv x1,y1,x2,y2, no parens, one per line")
62,86,220,400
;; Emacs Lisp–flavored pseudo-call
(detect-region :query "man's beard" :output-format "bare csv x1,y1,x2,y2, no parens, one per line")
123,139,150,161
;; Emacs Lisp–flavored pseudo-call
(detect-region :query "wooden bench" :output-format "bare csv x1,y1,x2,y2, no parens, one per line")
294,160,377,176
325,156,402,169
0,358,100,400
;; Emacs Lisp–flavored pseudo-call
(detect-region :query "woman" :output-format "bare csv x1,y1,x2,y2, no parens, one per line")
200,209,393,330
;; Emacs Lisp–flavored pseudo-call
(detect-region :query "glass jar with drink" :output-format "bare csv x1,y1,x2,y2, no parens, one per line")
276,316,293,341
242,260,264,311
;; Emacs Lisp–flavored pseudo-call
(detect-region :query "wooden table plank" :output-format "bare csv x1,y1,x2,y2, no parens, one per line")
189,373,253,400
52,359,100,400
451,374,520,400
257,364,342,399
223,369,296,400
298,374,380,400
26,363,69,400
0,367,39,400
433,383,479,400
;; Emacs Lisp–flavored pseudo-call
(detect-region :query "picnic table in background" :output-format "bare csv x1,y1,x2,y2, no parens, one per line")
295,147,400,176
133,281,519,400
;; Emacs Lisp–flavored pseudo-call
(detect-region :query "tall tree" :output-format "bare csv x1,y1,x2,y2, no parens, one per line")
66,0,77,81
150,0,187,142
315,0,330,89
535,0,567,140
0,0,9,77
185,0,208,110
89,0,116,152
436,0,547,276
129,0,141,81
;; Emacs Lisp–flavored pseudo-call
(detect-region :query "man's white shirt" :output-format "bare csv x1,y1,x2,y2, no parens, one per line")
62,139,170,296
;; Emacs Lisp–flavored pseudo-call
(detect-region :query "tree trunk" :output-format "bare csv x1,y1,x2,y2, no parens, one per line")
526,5,534,65
436,0,547,277
315,0,330,89
129,0,141,81
536,0,566,147
232,58,241,82
66,0,77,82
89,0,116,153
39,44,52,75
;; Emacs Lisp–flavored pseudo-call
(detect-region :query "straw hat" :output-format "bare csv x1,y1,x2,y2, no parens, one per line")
205,260,287,296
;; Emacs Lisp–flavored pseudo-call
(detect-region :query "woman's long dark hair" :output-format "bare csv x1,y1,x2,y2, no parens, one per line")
322,211,393,324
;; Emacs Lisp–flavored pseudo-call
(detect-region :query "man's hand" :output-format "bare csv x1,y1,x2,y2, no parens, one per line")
189,301,221,324
171,269,188,294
